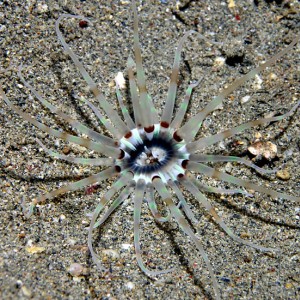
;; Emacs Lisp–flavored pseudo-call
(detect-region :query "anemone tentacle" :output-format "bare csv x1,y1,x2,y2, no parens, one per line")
170,80,200,129
134,179,175,276
177,36,300,142
23,167,117,218
168,180,198,223
18,64,116,146
180,176,278,252
153,177,220,300
79,95,121,138
131,1,158,128
189,154,277,174
127,56,143,127
162,30,221,125
0,87,120,157
36,138,113,166
187,101,300,151
88,171,133,270
187,172,253,197
115,81,136,129
93,183,134,229
55,14,130,137
187,161,300,202
145,185,171,222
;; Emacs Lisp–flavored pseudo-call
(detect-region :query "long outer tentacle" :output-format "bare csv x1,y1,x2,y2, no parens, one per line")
115,81,135,129
180,176,277,252
0,86,121,158
162,30,220,125
189,154,277,174
36,138,114,166
187,101,300,151
170,80,200,129
134,179,175,276
190,172,253,197
18,64,116,146
93,184,134,229
145,185,171,222
87,172,133,271
127,56,143,127
23,167,117,218
187,161,300,202
80,96,120,138
152,177,220,300
131,1,158,128
176,36,300,142
168,180,198,223
55,14,130,136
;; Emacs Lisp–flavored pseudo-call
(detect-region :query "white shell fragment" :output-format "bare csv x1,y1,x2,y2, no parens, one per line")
115,72,126,89
248,141,277,160
68,263,88,277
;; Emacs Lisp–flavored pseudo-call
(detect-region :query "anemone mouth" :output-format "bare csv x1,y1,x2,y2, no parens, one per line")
117,124,189,183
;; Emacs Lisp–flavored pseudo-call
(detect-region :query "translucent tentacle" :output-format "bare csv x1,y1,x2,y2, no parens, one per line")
36,138,114,166
134,179,174,276
152,177,220,300
93,184,134,229
168,180,198,223
23,167,117,218
191,173,253,197
189,154,277,174
162,30,220,125
187,161,300,202
55,14,130,136
87,172,133,271
115,81,135,129
127,56,142,127
18,64,116,146
131,1,158,128
180,176,277,252
0,87,121,158
80,96,120,138
187,101,300,151
177,36,300,142
145,185,171,222
170,80,200,129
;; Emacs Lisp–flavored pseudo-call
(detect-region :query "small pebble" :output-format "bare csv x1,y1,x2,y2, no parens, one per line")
213,57,225,68
68,263,88,277
125,282,135,290
37,3,49,14
240,95,251,104
121,243,132,250
25,246,45,254
276,169,291,181
102,249,120,259
285,282,293,289
253,74,263,90
62,146,71,155
21,286,32,297
248,141,277,160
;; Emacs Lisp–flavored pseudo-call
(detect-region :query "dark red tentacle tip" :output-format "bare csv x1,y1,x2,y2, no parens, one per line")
118,149,125,159
173,131,183,142
144,125,155,133
160,121,169,128
115,165,122,173
152,175,161,182
181,160,189,169
79,20,88,28
177,173,185,179
124,131,132,139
